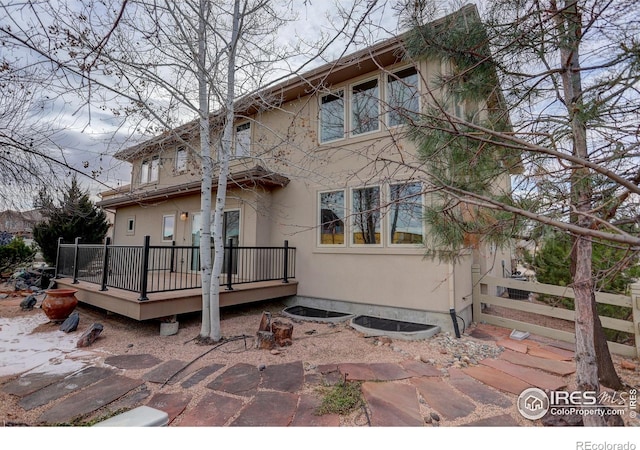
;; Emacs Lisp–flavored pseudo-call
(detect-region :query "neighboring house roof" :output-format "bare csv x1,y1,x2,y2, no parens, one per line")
97,165,289,209
0,209,43,236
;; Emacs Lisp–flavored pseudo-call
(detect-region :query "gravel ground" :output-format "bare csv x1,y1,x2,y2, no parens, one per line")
1,286,639,428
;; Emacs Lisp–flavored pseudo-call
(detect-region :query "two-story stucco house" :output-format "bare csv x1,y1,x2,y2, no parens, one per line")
96,5,516,334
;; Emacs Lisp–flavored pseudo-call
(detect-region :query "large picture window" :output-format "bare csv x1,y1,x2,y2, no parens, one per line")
320,91,344,143
319,190,345,245
387,67,420,127
389,182,424,244
352,186,381,245
351,79,379,135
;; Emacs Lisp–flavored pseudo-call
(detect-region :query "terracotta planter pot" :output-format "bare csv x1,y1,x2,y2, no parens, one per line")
42,288,78,322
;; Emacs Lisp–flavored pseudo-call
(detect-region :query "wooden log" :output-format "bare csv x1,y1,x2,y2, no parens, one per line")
258,312,271,332
272,320,293,347
256,330,275,350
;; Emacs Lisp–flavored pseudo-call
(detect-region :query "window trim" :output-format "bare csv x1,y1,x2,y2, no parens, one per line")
162,214,175,242
318,189,347,247
350,76,381,137
126,216,135,235
319,89,345,144
387,181,425,247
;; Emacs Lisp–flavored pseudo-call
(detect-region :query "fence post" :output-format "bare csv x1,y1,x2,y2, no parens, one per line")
282,240,289,284
472,264,481,324
54,237,63,279
631,283,640,359
100,237,111,291
226,238,234,291
139,235,150,301
72,237,81,284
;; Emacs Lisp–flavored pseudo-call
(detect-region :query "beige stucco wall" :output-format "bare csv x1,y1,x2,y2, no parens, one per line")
105,55,512,331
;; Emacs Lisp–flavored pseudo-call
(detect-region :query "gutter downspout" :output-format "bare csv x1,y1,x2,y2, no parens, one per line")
448,262,461,338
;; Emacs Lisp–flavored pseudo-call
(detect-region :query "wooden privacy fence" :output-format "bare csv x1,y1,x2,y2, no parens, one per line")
471,264,640,358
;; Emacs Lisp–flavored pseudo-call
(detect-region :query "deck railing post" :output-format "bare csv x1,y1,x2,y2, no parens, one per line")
282,240,289,284
139,235,150,301
226,238,234,291
170,240,175,273
72,237,81,284
54,237,63,279
100,237,111,291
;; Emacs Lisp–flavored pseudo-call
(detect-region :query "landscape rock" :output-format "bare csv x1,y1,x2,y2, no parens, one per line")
76,323,104,348
621,360,636,371
19,295,37,311
59,312,80,333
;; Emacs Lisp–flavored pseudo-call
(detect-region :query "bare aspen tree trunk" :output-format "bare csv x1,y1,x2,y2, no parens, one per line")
553,0,605,426
207,0,241,342
198,0,213,338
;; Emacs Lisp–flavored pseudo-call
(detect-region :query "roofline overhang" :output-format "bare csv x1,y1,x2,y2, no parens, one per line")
96,166,289,209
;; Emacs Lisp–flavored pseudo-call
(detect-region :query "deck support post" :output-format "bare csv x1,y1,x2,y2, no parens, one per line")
139,235,150,301
72,237,81,284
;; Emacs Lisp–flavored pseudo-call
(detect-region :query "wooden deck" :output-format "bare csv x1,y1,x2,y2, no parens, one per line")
56,277,298,321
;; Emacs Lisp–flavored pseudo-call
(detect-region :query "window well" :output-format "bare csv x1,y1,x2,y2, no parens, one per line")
282,305,353,323
350,315,440,340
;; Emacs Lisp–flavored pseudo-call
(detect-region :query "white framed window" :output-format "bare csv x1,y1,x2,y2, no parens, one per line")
175,146,187,173
351,78,380,136
126,217,135,235
140,156,159,184
150,156,159,182
388,182,424,245
318,190,346,246
234,123,251,157
140,160,150,184
162,214,175,242
387,66,420,127
319,90,345,143
351,186,381,245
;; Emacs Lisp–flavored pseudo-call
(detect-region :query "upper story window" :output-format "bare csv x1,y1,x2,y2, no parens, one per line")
235,122,251,157
175,146,187,173
351,79,379,136
320,91,344,143
140,156,159,184
140,160,150,184
387,67,420,127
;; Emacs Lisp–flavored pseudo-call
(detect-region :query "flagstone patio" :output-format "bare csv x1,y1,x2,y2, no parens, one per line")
1,324,589,427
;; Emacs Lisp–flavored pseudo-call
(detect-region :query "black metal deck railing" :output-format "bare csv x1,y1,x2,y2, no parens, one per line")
55,236,296,301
